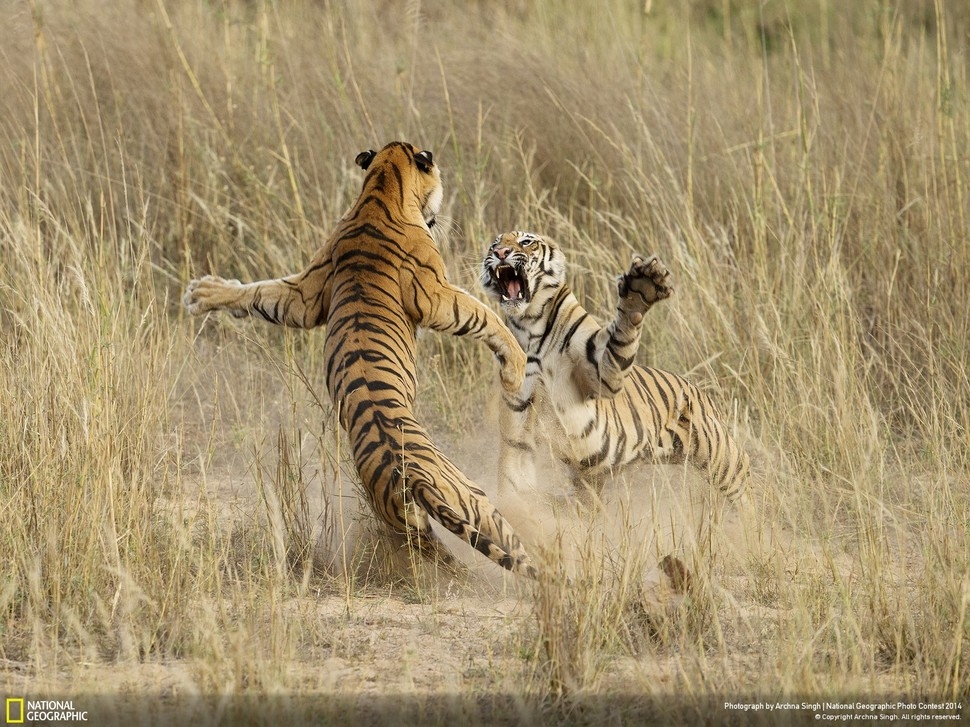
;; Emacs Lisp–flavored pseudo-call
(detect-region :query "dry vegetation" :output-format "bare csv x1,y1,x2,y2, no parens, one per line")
1,0,968,723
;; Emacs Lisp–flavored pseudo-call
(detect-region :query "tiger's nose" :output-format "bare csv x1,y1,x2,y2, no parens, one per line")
494,246,512,260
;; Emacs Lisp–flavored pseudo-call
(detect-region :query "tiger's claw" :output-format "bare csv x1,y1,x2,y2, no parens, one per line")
617,254,673,317
183,275,248,317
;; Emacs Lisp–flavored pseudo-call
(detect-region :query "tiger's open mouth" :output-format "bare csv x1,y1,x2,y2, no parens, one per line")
491,264,529,303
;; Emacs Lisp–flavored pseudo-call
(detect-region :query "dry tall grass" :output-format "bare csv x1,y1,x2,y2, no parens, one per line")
1,0,967,722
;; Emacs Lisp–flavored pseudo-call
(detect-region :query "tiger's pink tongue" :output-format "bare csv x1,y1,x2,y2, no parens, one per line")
506,279,522,300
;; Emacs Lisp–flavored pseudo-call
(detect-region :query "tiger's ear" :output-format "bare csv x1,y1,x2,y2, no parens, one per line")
414,150,434,173
355,149,377,170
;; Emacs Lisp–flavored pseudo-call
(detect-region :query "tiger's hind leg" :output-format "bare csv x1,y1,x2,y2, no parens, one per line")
674,390,751,503
692,412,751,502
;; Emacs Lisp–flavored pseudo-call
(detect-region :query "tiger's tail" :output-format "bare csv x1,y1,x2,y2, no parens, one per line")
410,466,539,579
352,419,538,578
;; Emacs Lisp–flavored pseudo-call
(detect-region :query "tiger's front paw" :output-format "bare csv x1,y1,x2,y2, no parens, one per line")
183,275,249,318
617,254,673,319
499,347,527,393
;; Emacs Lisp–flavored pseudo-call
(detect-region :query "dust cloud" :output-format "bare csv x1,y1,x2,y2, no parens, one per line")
308,422,783,606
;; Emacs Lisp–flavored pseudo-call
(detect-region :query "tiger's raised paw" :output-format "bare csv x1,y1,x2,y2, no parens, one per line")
183,275,249,318
617,254,673,320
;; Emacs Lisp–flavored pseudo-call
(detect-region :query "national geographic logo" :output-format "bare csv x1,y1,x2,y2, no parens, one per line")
5,698,88,723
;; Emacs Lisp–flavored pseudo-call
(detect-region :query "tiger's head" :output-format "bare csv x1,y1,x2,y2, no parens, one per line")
481,231,567,317
355,141,443,229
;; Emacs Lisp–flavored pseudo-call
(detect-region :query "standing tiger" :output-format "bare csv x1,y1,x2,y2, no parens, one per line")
481,231,750,504
183,142,538,577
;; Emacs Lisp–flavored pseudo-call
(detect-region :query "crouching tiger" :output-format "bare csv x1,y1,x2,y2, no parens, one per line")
480,231,750,504
184,142,538,577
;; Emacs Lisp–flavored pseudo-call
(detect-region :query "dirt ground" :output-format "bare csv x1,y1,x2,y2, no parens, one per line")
0,423,855,726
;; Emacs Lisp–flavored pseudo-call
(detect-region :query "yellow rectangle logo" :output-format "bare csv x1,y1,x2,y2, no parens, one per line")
5,698,25,724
